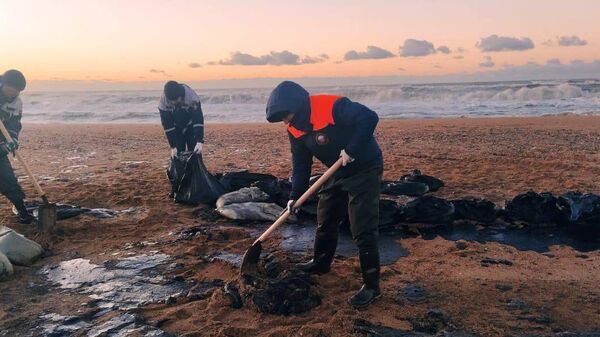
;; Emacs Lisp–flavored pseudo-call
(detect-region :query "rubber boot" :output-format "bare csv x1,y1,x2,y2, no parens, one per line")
296,229,338,274
349,250,381,308
14,200,34,224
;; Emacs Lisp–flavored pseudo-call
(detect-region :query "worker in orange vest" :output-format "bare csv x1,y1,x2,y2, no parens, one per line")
266,81,384,308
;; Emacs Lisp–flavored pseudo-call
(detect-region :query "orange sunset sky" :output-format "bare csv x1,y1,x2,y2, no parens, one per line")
1,0,599,88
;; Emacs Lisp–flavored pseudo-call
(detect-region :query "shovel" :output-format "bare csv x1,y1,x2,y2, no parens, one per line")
240,158,343,275
0,121,57,231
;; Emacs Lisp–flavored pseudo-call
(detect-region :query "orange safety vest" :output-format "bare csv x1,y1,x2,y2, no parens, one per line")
288,95,341,138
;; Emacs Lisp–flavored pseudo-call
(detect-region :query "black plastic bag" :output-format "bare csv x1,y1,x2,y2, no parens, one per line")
399,196,455,224
504,191,564,226
167,152,225,205
558,192,600,225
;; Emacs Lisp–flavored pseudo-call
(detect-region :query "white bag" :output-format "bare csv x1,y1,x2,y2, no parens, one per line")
0,226,44,266
0,251,14,281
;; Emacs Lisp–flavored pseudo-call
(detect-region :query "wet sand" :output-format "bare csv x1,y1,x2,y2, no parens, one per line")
1,116,600,336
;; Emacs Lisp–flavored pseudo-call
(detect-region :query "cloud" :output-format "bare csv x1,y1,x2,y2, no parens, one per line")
398,67,406,71
546,58,561,65
399,39,436,57
302,54,329,64
558,35,587,46
189,62,202,68
433,64,442,69
453,55,464,59
149,69,170,76
344,46,395,61
571,59,584,65
479,56,495,68
476,35,535,52
456,47,466,54
211,50,328,66
436,45,451,54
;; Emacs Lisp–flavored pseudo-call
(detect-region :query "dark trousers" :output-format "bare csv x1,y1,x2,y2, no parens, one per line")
175,130,196,152
314,166,382,265
0,155,25,205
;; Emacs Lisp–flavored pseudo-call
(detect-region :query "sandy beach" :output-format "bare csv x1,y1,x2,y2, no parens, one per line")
1,116,599,337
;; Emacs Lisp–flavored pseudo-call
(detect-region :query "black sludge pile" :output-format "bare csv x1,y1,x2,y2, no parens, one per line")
504,191,565,226
401,169,445,192
168,152,226,204
451,198,499,224
246,270,322,315
399,196,455,225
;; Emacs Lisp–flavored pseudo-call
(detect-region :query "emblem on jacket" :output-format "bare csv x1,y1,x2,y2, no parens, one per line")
315,132,329,145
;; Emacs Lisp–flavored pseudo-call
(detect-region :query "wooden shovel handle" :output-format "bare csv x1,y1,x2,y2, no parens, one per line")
254,158,344,244
0,121,47,199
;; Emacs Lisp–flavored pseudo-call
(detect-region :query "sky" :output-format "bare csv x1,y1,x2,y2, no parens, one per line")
1,0,599,90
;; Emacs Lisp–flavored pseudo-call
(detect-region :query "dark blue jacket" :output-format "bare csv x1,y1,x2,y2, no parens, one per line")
266,81,383,199
158,84,204,148
0,85,23,142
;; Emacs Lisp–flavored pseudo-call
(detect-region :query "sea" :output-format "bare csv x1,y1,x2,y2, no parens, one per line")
21,79,600,123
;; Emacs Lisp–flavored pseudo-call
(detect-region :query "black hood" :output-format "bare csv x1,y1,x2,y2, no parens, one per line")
265,81,310,128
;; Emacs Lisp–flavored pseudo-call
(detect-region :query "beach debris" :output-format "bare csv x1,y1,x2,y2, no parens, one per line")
411,309,452,334
0,226,44,266
399,196,455,224
209,251,243,268
451,198,499,223
36,312,174,337
505,299,528,310
353,318,474,337
216,187,270,208
168,151,225,204
38,313,92,336
224,281,243,308
382,181,430,197
495,283,513,292
353,319,413,337
401,169,445,192
248,270,321,315
505,191,564,226
0,251,14,281
217,170,278,192
16,201,145,220
252,178,292,206
558,192,600,226
42,253,185,310
379,199,402,230
217,202,287,222
399,283,429,303
480,257,513,267
18,201,89,220
186,279,224,301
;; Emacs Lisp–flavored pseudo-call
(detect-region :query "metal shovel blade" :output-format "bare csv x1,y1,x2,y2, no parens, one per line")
37,202,57,232
240,241,262,275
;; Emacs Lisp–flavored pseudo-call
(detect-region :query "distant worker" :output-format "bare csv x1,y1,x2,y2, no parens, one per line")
158,81,204,159
266,81,384,308
0,69,34,224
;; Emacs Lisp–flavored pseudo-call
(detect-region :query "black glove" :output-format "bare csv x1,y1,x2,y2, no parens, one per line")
0,140,18,156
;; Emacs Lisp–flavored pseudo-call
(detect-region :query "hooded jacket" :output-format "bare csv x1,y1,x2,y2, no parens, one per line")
266,81,383,199
0,84,23,142
158,84,204,147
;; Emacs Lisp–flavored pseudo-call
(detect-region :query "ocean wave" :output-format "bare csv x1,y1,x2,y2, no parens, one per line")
20,80,600,122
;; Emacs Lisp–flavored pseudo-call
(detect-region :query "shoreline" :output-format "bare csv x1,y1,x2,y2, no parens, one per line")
20,113,600,126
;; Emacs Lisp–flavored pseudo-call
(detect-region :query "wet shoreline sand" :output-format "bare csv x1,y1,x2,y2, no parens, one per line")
1,115,599,336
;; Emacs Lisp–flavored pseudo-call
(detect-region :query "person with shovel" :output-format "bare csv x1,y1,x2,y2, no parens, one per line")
0,69,34,224
158,81,205,159
265,81,384,308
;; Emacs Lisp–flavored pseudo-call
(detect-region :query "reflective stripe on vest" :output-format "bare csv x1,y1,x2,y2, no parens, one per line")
287,95,341,138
